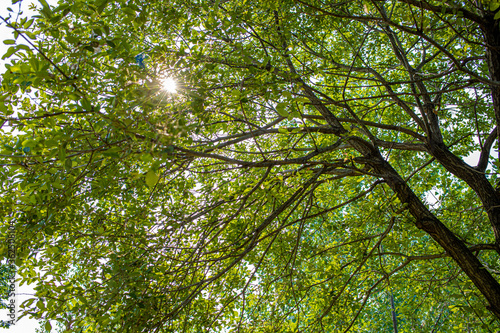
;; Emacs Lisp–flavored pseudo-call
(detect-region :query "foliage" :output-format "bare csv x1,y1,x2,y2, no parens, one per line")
1,0,500,332
0,262,15,328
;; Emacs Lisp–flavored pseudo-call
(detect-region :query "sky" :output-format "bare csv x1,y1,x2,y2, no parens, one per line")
0,2,58,332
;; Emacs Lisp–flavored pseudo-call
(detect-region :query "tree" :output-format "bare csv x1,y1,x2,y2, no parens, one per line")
0,262,15,328
1,0,500,331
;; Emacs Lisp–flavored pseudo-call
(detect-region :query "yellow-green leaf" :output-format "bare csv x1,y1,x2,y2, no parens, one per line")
145,170,159,188
276,102,288,117
37,300,45,310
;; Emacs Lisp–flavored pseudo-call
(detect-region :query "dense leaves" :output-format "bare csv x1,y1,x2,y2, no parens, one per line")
0,263,15,329
1,0,500,332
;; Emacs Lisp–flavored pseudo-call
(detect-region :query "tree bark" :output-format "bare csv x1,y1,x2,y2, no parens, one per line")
481,14,500,247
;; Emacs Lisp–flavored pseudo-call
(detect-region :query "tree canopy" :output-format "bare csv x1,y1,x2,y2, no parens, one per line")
1,0,500,331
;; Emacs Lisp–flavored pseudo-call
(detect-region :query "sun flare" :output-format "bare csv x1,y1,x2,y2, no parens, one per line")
160,77,177,93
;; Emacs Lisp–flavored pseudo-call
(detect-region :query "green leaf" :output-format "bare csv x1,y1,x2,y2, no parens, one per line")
67,93,80,101
24,18,34,29
58,147,66,161
275,102,288,117
37,300,45,310
22,139,37,148
294,97,309,103
3,40,16,45
64,159,72,171
2,45,30,59
145,170,159,188
231,90,241,99
16,44,31,53
122,7,137,16
38,0,49,8
96,0,110,14
81,98,93,112
65,35,79,44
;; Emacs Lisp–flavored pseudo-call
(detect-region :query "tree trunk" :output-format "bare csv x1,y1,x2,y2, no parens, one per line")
371,155,500,319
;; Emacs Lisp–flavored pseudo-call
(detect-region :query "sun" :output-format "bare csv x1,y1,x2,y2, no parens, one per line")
160,77,177,93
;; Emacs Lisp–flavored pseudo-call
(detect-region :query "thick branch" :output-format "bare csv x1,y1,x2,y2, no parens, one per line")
370,154,500,319
395,0,485,26
476,126,497,172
